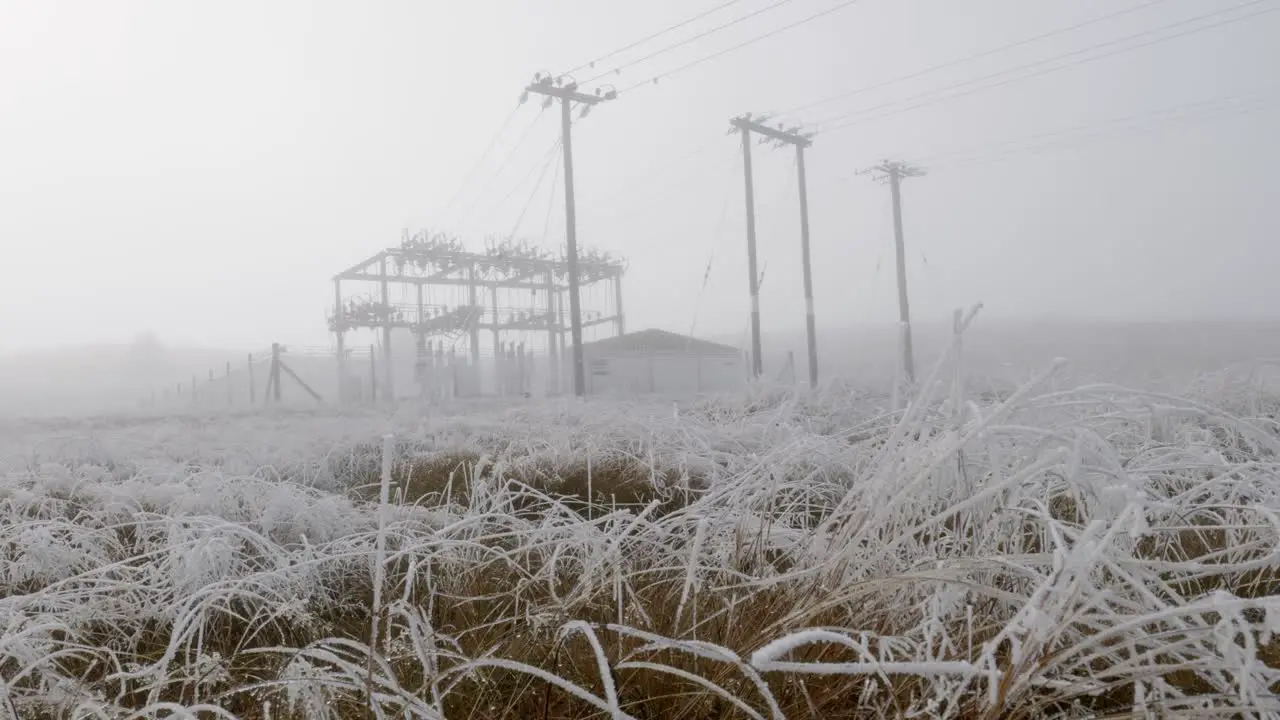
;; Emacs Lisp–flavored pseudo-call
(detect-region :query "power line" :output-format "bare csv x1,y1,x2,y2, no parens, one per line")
930,91,1280,172
454,108,550,227
819,0,1277,129
582,0,803,84
538,152,562,248
757,151,799,253
865,190,893,320
438,103,523,218
506,142,563,240
590,151,739,227
618,0,862,95
687,146,741,341
774,0,1173,118
587,140,736,221
817,0,1278,132
590,135,724,210
912,85,1280,168
481,137,563,230
822,85,1280,187
568,1,855,216
563,0,751,76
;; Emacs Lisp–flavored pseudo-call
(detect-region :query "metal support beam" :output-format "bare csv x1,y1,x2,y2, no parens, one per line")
614,274,625,336
546,271,559,394
380,255,394,401
492,285,501,393
337,272,559,291
416,284,424,327
415,283,427,398
333,251,388,280
557,288,567,380
468,263,481,369
334,278,346,404
425,263,463,281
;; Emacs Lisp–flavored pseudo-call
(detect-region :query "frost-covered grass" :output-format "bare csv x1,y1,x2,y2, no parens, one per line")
3,328,1280,717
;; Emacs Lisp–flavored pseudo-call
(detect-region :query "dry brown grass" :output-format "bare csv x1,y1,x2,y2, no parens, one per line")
377,450,701,519
7,380,1280,718
24,480,1264,719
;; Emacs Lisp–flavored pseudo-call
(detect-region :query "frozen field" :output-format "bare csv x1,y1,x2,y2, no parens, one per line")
2,339,1280,718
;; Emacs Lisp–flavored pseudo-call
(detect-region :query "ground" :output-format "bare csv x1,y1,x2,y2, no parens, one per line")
0,352,1279,718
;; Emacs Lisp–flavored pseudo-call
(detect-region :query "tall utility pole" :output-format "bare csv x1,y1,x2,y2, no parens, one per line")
866,160,926,383
730,114,818,386
523,74,616,398
731,117,762,378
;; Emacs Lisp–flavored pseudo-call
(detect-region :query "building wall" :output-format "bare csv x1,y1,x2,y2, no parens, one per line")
577,349,745,398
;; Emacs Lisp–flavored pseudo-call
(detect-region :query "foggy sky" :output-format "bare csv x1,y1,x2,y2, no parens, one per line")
2,0,1278,355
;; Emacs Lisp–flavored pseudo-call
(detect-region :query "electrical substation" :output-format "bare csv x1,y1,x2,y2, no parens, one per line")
329,230,627,401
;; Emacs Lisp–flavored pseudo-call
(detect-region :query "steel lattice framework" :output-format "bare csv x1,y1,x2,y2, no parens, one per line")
330,230,626,398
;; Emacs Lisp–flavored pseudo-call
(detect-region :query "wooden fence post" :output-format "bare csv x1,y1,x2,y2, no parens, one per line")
271,343,283,403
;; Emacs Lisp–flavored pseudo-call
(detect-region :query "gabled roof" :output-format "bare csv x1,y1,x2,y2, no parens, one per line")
578,329,741,356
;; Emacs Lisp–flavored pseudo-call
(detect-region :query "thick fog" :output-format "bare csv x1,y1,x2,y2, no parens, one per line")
2,0,1279,414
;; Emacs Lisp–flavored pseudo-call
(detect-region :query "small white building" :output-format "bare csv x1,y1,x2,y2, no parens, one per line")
573,329,746,397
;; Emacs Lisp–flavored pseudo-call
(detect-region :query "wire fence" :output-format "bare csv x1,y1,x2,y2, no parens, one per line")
138,341,575,411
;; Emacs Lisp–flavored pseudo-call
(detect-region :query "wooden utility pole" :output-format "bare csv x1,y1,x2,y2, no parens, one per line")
795,145,817,387
523,74,616,398
225,361,232,406
865,160,925,383
730,114,819,386
271,343,283,403
248,353,256,405
732,118,763,378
